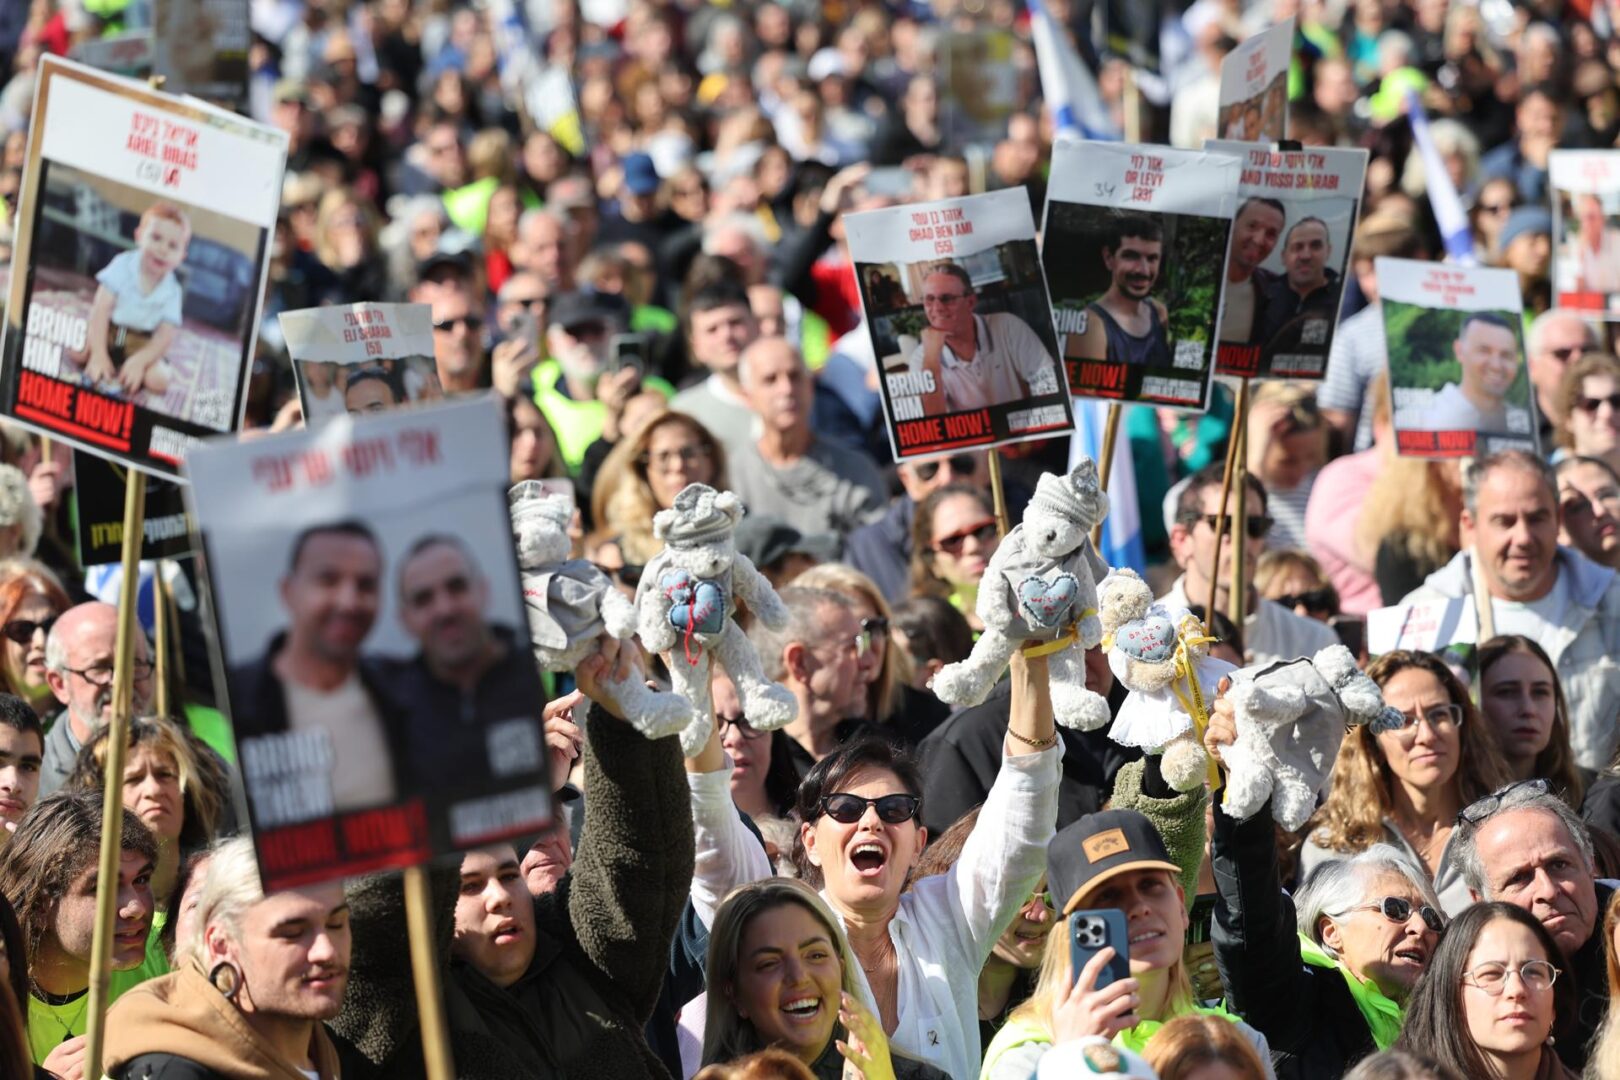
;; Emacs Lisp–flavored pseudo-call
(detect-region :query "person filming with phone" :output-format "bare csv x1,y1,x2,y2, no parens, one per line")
979,808,1273,1079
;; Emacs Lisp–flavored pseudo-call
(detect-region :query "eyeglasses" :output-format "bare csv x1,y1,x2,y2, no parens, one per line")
1546,346,1584,363
1335,896,1444,933
1185,513,1274,540
1386,702,1465,739
433,314,483,334
638,445,711,471
819,792,922,825
934,520,998,555
1458,778,1551,826
1575,393,1620,414
922,292,969,306
1463,959,1559,995
718,714,768,741
912,454,978,482
1563,488,1620,518
65,659,155,687
1,615,58,645
1276,587,1335,615
1477,201,1514,216
861,617,889,638
504,296,548,311
593,561,644,588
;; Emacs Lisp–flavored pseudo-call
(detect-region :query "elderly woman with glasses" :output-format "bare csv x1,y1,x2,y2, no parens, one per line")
1396,902,1577,1080
1299,650,1511,914
1207,689,1448,1078
684,650,1062,1080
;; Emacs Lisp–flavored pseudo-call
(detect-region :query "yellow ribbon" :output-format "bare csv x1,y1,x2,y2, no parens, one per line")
1020,607,1098,657
1167,632,1223,791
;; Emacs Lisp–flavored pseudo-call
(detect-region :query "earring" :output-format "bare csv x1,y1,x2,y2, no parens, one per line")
209,960,243,1002
1547,1034,1557,1047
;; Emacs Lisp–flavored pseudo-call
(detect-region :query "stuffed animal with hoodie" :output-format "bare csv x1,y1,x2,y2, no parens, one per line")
930,459,1112,731
510,481,695,743
1095,569,1236,792
1221,644,1406,830
635,483,798,755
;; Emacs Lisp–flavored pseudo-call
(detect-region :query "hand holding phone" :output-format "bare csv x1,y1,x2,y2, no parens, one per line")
1051,909,1139,1044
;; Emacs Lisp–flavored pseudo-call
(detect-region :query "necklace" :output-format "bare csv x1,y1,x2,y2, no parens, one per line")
31,984,89,1045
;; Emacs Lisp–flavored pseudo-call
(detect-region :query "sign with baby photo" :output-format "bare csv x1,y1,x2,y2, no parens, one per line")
185,397,552,889
0,55,287,479
282,303,441,427
846,187,1074,460
1378,257,1536,459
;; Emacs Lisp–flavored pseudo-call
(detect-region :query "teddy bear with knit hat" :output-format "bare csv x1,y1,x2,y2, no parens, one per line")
510,480,695,742
635,483,797,755
930,458,1112,731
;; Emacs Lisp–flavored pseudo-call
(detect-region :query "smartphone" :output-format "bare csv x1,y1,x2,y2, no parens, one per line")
862,166,915,198
1068,909,1130,990
503,311,539,347
606,332,647,377
1330,615,1366,657
1186,894,1217,946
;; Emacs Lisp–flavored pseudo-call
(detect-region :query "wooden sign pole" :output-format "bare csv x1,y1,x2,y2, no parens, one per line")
404,866,456,1079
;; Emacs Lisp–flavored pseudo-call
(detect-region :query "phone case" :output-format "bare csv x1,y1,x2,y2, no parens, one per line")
1068,908,1131,990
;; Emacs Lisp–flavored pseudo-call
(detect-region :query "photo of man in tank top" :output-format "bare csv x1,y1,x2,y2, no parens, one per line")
1066,214,1173,368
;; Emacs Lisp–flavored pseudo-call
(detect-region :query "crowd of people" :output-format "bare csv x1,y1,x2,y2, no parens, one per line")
6,0,1620,1078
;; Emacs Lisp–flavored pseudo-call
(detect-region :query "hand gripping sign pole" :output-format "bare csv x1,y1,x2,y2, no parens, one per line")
405,867,456,1079
82,468,146,1080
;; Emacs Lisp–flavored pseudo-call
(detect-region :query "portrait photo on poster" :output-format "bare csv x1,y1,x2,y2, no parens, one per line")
847,187,1073,460
1043,141,1242,408
1207,142,1367,379
0,56,286,479
1378,257,1537,459
1218,18,1294,143
1551,150,1620,318
281,302,442,426
185,398,551,889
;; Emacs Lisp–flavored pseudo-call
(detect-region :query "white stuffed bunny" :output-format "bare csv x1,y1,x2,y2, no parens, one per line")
510,481,696,743
634,484,798,755
1221,644,1405,830
930,459,1112,731
1096,569,1236,792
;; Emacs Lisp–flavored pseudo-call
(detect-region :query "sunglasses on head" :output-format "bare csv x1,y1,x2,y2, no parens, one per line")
913,454,978,482
1457,777,1551,827
1576,393,1620,414
819,792,922,825
1,615,56,645
1185,513,1274,541
1276,587,1335,614
935,520,998,555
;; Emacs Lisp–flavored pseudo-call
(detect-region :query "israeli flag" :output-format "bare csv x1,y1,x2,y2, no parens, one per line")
1408,90,1478,265
1029,0,1122,141
1069,399,1147,574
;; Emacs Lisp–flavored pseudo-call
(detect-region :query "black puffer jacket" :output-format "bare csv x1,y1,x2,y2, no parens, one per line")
1211,798,1384,1080
332,704,694,1079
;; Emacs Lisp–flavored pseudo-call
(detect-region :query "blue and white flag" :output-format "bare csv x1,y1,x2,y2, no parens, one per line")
1408,90,1477,265
1029,0,1121,142
1069,399,1147,574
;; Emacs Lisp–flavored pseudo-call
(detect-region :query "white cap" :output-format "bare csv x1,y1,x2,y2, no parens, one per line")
807,47,849,82
1037,1038,1159,1080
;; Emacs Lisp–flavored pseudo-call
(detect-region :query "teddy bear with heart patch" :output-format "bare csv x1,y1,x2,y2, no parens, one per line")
930,458,1112,730
1096,568,1235,792
510,482,696,743
634,483,798,755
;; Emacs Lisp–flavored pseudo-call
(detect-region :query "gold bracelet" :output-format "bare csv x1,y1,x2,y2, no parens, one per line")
1007,728,1058,750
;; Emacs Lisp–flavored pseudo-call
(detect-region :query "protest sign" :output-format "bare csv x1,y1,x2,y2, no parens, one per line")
69,34,155,80
151,0,251,109
847,187,1073,460
1043,139,1240,409
74,449,193,565
1379,257,1536,458
939,30,1021,149
1206,141,1367,378
1551,150,1620,318
281,302,440,426
186,397,552,889
0,56,286,480
1218,19,1294,142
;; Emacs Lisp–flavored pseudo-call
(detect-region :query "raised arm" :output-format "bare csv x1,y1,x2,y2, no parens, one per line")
555,640,696,1017
686,708,772,928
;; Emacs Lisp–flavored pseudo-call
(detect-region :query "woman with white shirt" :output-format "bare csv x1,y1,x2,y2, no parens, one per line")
685,650,1062,1080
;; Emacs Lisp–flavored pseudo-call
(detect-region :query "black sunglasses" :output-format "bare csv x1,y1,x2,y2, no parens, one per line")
1458,778,1551,827
819,792,922,825
593,561,644,588
1576,393,1620,414
433,314,484,333
913,454,978,482
1276,587,1335,614
1185,513,1273,540
1,615,57,645
1344,896,1444,933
